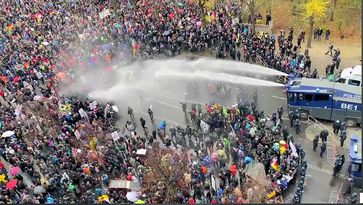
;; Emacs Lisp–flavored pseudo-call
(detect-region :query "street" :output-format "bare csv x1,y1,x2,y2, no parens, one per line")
112,85,360,203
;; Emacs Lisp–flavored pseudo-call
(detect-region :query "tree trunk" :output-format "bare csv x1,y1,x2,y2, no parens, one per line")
249,0,256,33
307,15,314,48
330,0,337,21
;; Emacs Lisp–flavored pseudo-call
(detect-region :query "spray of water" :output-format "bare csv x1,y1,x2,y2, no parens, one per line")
60,57,285,112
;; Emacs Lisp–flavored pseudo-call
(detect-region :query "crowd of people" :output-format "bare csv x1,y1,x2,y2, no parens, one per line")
0,0,349,204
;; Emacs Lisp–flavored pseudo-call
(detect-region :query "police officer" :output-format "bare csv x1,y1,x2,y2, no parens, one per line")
320,129,328,143
333,157,343,176
277,106,283,122
332,120,341,135
320,142,326,158
349,193,358,204
313,135,319,152
282,126,289,141
340,129,347,147
340,121,347,132
294,119,301,134
289,110,294,127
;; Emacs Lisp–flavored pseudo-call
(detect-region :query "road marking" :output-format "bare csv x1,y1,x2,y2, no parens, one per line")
271,95,286,100
307,164,349,180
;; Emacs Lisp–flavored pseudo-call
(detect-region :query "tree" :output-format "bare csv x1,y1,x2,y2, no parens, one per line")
142,145,189,203
244,0,268,33
305,0,329,48
329,0,337,21
194,0,216,23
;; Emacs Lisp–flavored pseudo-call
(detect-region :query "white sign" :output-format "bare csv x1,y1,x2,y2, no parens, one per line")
111,131,120,141
136,149,146,155
74,130,81,140
99,9,111,19
78,108,89,119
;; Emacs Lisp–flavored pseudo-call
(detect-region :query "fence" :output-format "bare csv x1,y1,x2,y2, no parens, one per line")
329,183,344,203
307,115,338,167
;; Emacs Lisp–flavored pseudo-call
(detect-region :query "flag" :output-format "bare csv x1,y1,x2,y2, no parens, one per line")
271,159,279,171
280,146,286,155
200,120,209,134
223,106,228,117
289,141,298,157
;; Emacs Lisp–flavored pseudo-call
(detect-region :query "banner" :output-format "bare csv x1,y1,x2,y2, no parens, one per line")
200,120,209,134
99,9,111,19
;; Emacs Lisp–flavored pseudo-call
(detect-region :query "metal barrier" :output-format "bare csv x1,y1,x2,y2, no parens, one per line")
307,115,338,167
329,183,344,203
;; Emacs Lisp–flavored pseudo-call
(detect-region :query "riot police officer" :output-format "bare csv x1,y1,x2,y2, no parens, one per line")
289,110,294,127
320,129,329,143
313,135,319,152
320,142,327,158
340,129,347,147
294,119,301,134
332,120,341,135
333,157,343,176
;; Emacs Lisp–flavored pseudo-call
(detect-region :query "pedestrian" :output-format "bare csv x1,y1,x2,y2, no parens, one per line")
325,43,333,56
148,106,154,121
128,106,135,122
140,117,146,130
313,135,319,152
325,29,331,41
320,142,326,158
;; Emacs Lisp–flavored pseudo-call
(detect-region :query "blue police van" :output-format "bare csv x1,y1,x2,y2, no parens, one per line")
285,69,361,126
349,135,362,187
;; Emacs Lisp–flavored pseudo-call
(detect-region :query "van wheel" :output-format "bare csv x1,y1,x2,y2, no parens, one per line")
346,119,357,127
300,111,309,120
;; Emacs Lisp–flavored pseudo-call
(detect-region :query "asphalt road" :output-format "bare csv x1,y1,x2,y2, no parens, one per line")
112,85,359,203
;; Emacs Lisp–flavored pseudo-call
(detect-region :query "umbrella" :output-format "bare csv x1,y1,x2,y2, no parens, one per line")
163,31,170,36
177,2,184,7
10,166,21,176
6,179,17,190
135,200,145,204
111,105,119,113
1,131,15,138
55,72,66,80
33,185,45,194
46,196,55,204
0,174,6,183
211,153,219,162
126,191,139,202
114,23,122,29
244,156,253,164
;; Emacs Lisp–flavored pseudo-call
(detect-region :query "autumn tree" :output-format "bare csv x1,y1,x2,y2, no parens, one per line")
194,0,216,23
305,0,329,48
142,145,189,203
333,0,362,38
244,0,268,33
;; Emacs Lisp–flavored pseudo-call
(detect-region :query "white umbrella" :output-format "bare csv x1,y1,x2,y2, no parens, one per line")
1,131,15,138
33,186,45,194
111,105,119,113
126,191,139,202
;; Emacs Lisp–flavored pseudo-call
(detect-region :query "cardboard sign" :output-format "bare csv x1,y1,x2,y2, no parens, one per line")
109,180,140,190
111,131,120,141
